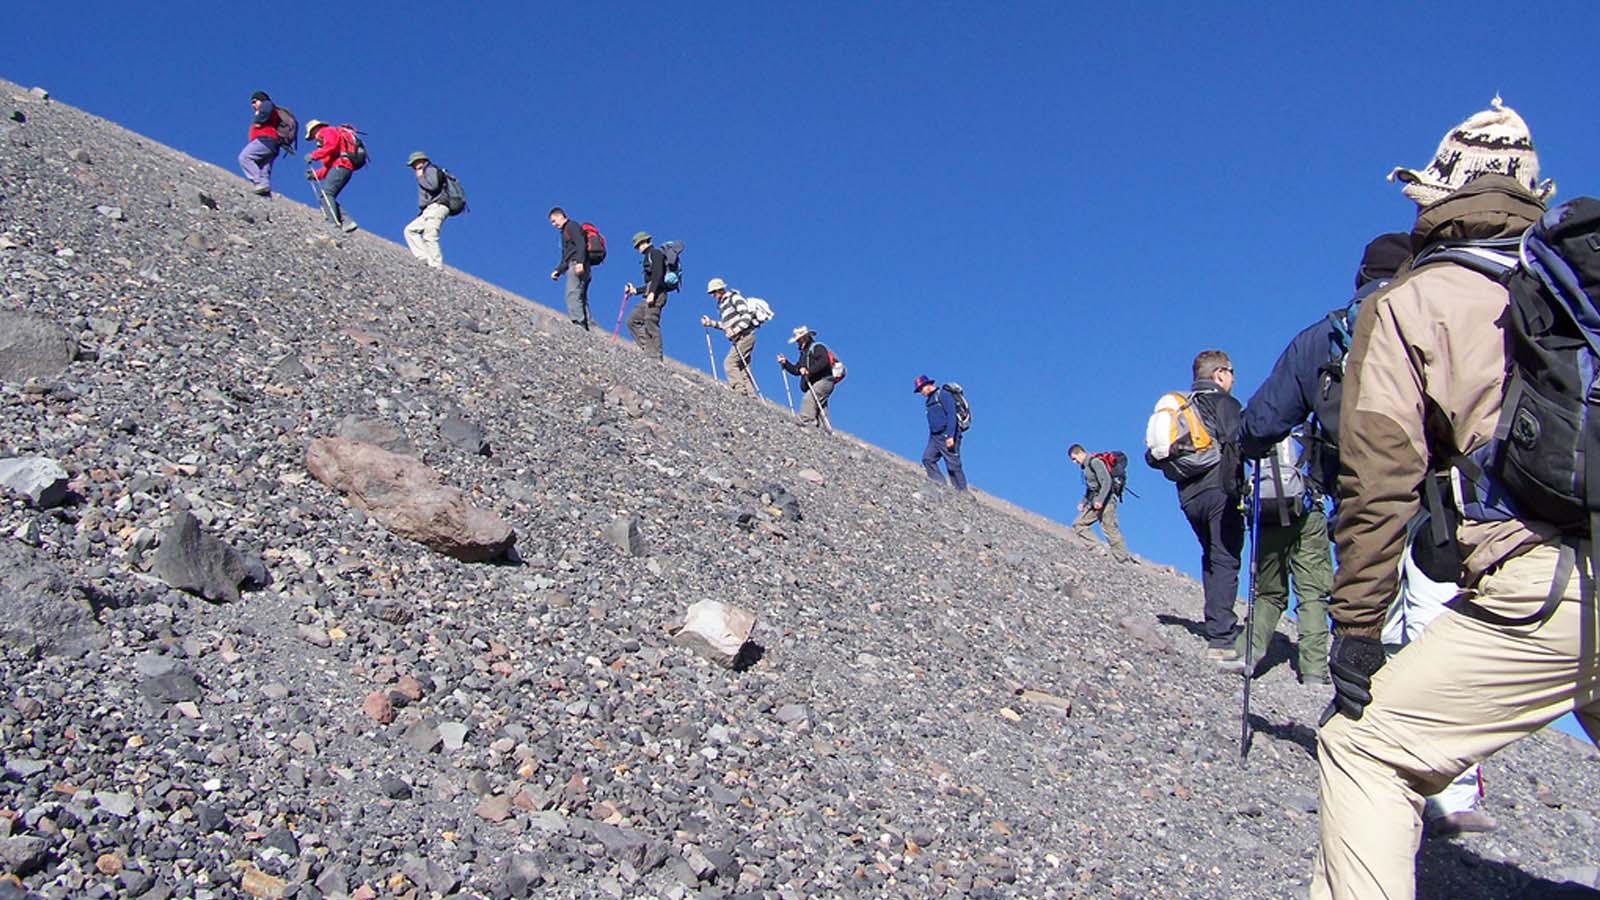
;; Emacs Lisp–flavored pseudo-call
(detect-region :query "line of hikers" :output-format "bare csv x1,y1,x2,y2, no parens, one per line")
1143,97,1594,898
236,89,979,492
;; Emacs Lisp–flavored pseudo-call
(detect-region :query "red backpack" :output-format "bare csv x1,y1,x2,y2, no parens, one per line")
580,223,606,265
1092,451,1129,497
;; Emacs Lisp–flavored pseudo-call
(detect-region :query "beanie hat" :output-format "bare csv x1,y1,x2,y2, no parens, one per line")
250,90,270,102
1388,96,1555,208
1354,232,1411,289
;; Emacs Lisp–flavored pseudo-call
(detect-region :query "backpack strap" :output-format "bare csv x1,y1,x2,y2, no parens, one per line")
1449,540,1575,628
1411,238,1521,282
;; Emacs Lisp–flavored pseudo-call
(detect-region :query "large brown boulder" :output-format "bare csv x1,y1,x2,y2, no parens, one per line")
305,437,515,562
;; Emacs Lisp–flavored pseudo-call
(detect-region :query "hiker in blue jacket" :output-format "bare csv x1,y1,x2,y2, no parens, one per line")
1239,232,1411,494
916,374,966,491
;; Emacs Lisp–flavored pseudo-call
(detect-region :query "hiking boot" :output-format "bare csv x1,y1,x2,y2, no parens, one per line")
340,220,359,233
1205,645,1245,673
1427,810,1498,838
251,185,271,196
1299,673,1331,686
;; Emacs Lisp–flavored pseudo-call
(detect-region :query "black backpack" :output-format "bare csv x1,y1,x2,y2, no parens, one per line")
1092,450,1128,498
441,170,468,216
942,383,972,432
660,240,684,291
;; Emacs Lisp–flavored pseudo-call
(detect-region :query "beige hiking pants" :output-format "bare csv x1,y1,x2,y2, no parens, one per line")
724,331,757,396
404,203,449,268
1312,541,1600,900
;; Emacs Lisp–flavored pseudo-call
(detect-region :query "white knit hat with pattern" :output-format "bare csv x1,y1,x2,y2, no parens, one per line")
1388,96,1555,207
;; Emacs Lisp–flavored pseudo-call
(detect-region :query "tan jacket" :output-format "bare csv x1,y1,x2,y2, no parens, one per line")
1331,176,1555,639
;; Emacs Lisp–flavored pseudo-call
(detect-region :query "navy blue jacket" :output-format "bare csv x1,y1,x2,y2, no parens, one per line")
1240,278,1387,493
925,389,958,439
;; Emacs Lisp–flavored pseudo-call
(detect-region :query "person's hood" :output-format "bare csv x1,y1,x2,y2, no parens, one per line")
1410,174,1545,253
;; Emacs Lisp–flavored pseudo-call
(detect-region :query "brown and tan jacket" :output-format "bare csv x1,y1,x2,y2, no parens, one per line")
1331,176,1558,639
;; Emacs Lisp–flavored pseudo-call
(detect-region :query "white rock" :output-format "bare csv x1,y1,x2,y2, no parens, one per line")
0,456,69,508
673,600,756,668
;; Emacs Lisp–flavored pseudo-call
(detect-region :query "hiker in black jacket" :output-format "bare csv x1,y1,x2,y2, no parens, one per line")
548,207,590,329
624,232,668,360
1176,349,1246,668
776,326,835,428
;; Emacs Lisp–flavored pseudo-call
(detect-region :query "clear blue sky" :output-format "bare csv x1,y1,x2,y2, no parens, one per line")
9,0,1600,579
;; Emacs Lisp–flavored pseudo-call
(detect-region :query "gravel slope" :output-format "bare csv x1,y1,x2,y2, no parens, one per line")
1,79,1598,900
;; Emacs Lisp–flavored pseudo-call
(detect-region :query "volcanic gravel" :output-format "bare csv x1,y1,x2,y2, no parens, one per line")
1,79,1598,899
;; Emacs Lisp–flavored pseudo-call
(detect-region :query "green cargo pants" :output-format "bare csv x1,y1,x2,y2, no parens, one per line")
1237,503,1332,680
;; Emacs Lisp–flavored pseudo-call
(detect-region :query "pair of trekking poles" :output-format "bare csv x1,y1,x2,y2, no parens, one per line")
1239,452,1293,767
697,323,830,430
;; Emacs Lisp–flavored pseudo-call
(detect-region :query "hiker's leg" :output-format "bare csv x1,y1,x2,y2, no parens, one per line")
404,213,428,259
1071,506,1100,541
1100,496,1130,562
1312,542,1600,900
1289,506,1334,680
1241,519,1293,662
942,434,967,491
319,166,351,225
628,298,665,360
420,204,447,267
921,435,946,485
724,332,756,395
798,387,819,425
238,139,274,188
1190,491,1240,645
565,270,589,327
812,377,833,421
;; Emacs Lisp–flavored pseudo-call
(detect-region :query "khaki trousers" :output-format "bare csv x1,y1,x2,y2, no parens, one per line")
723,331,757,396
1072,496,1130,562
404,203,449,268
1312,542,1600,900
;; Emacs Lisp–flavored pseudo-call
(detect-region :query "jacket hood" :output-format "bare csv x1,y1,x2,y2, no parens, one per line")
1410,174,1545,253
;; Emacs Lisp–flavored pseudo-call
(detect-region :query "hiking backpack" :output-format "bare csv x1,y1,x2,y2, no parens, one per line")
1446,200,1600,542
942,383,972,431
1255,435,1307,524
272,106,299,153
337,125,368,170
1091,450,1128,498
441,169,468,215
826,348,846,382
659,240,684,291
1144,391,1219,482
745,297,775,326
581,223,606,264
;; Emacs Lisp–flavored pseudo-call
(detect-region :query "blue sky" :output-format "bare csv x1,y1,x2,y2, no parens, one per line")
9,0,1600,581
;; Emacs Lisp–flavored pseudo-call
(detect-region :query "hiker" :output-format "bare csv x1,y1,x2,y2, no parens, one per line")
916,375,967,491
624,232,669,360
1235,432,1331,684
776,326,836,428
1068,445,1130,563
700,278,760,395
303,120,358,233
404,151,450,269
548,207,591,329
1238,231,1411,496
238,90,287,197
1151,350,1245,667
1313,98,1564,899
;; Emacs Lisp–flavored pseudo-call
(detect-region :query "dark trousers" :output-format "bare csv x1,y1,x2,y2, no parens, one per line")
318,166,352,225
625,295,666,360
922,433,967,491
1180,486,1243,644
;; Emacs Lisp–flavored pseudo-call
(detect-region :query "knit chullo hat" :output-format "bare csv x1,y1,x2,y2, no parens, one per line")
1388,96,1555,208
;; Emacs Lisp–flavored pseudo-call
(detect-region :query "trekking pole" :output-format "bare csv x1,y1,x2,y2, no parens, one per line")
816,389,835,433
737,344,762,398
612,289,629,342
306,171,334,221
1240,459,1264,767
703,326,719,380
782,371,796,414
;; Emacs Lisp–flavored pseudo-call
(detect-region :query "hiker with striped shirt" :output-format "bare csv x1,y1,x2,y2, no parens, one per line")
701,277,760,396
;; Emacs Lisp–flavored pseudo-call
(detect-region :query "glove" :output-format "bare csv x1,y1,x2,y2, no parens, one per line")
303,152,314,163
305,170,316,181
1319,633,1386,724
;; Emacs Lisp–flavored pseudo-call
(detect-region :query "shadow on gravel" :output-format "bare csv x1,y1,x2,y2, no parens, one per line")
1416,838,1599,899
1245,712,1319,759
1246,632,1296,679
1156,613,1207,639
731,642,766,671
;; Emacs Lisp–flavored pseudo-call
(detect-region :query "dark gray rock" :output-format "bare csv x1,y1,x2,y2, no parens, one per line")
439,412,490,456
151,510,252,603
0,542,99,657
0,835,50,875
192,803,227,833
336,415,412,455
135,653,201,704
0,311,75,383
379,774,412,800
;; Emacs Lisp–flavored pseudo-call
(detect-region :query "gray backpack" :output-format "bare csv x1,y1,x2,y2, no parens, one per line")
1256,435,1306,524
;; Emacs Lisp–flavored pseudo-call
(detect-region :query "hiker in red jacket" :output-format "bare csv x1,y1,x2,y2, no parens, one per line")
239,90,284,196
303,120,359,233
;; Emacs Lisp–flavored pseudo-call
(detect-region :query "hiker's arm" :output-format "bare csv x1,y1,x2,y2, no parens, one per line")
308,135,335,179
1241,322,1322,458
418,166,443,199
251,101,275,127
804,346,831,381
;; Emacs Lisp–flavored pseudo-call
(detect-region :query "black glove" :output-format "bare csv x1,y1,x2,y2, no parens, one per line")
1320,633,1387,724
305,170,316,181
